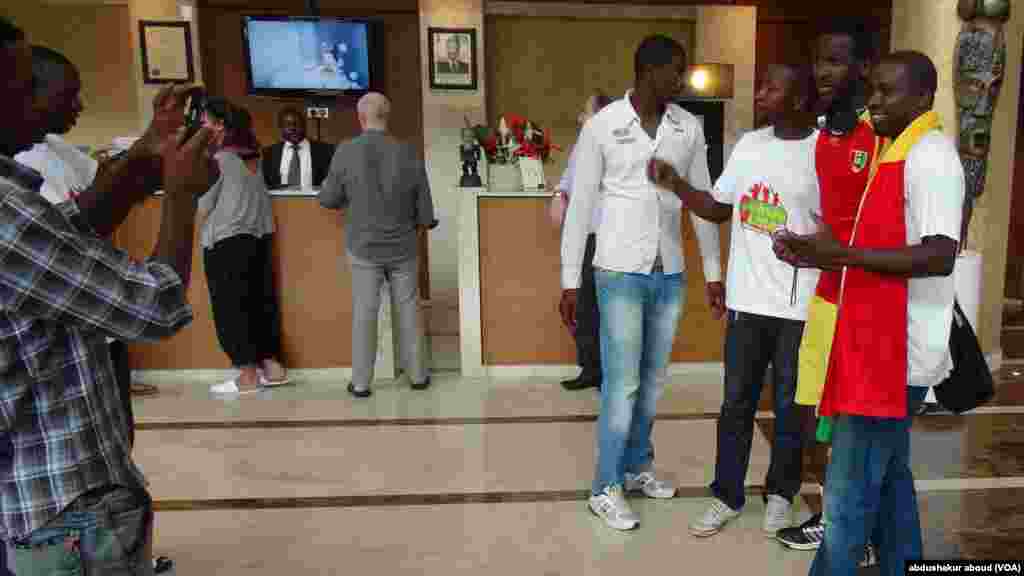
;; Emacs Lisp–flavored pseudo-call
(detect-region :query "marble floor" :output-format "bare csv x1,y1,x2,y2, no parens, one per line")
131,364,1024,574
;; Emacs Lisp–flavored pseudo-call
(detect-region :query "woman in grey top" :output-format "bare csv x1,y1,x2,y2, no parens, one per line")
199,99,290,395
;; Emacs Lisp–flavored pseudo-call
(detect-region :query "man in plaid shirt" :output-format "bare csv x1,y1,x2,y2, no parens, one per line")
0,17,218,574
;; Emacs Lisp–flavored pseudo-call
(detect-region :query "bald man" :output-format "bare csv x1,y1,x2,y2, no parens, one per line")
320,93,438,397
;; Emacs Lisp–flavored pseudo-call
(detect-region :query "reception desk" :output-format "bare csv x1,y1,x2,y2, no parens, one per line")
458,187,730,378
113,189,401,376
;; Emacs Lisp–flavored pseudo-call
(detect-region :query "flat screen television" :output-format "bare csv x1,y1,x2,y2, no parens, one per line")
242,16,380,98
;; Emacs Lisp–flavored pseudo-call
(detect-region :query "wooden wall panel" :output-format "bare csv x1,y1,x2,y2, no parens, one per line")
486,15,696,191
197,6,423,150
1007,55,1024,299
115,198,354,369
478,198,729,364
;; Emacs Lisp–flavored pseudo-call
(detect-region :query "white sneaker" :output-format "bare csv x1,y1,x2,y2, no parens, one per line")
209,379,260,396
588,485,639,531
689,498,740,537
762,494,793,534
624,471,676,499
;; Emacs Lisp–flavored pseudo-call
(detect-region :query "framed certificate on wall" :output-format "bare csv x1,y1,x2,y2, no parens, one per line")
139,20,195,84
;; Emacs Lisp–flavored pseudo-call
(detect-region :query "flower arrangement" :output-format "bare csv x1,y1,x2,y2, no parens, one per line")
467,114,560,165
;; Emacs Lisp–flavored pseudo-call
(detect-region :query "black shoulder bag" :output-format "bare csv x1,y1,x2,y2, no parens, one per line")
932,299,996,414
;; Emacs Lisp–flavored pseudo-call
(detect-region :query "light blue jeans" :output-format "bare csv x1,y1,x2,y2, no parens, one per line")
591,267,685,495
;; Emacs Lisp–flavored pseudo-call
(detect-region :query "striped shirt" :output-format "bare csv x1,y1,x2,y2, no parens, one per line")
0,155,193,541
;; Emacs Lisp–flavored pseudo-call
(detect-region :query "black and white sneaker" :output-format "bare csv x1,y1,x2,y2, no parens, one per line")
860,543,878,568
776,513,823,550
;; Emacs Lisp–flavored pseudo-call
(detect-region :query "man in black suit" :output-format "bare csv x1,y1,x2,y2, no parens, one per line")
262,106,334,190
435,35,470,75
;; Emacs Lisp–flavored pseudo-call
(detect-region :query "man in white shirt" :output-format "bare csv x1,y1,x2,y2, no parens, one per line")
560,35,723,531
654,64,821,537
553,91,612,391
775,51,962,576
261,106,334,190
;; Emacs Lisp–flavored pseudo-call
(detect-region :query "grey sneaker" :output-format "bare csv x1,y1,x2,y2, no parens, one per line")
624,471,676,499
763,494,793,534
588,485,639,531
689,498,741,537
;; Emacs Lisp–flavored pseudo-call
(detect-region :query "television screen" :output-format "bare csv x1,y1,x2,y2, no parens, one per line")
243,17,373,95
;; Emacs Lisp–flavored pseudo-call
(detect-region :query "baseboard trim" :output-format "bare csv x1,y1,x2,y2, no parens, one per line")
477,362,724,380
133,362,726,383
132,368,357,384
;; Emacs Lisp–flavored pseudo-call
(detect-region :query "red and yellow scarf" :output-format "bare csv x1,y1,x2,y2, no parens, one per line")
819,110,942,418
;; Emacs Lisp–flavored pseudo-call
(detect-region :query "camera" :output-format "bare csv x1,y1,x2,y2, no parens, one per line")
181,86,208,147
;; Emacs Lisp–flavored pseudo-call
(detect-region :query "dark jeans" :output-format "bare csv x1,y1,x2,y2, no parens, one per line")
203,234,282,367
711,310,806,511
575,234,601,380
810,386,928,576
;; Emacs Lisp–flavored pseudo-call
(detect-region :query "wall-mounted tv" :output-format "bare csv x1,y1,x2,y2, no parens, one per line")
242,16,380,98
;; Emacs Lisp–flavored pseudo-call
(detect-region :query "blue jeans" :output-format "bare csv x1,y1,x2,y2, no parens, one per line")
6,486,153,575
711,310,806,511
591,267,684,495
809,386,928,576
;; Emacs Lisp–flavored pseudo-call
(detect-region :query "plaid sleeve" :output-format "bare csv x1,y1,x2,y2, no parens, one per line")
0,184,193,342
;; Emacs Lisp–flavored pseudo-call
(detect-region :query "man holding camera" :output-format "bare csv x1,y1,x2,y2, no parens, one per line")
1,17,218,574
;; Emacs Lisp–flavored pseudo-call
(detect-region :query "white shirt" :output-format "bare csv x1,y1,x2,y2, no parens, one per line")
557,142,601,234
14,134,116,345
561,92,722,289
279,138,313,190
711,126,821,321
903,130,964,387
14,134,98,205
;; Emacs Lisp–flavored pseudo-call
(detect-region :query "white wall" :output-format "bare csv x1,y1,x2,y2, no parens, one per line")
419,0,487,306
695,5,756,161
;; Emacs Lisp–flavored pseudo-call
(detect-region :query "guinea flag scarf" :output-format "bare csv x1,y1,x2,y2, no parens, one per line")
819,110,943,419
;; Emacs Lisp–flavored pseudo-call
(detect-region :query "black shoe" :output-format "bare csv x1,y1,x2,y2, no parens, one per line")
776,513,823,550
916,401,941,415
860,543,878,568
347,382,372,398
411,376,431,390
154,556,174,574
561,374,600,391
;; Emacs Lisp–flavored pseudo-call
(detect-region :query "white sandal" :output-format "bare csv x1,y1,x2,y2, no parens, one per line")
210,378,261,396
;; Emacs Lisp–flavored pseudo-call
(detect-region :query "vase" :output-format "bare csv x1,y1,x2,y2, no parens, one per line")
487,161,522,192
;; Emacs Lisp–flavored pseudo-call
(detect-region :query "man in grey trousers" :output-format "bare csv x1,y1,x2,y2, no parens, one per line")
320,92,437,397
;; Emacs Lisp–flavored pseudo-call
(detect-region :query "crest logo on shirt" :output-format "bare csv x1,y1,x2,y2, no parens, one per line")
739,182,788,235
851,150,869,173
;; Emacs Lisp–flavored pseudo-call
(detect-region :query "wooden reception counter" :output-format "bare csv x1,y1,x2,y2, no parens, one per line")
458,187,730,377
112,190,386,372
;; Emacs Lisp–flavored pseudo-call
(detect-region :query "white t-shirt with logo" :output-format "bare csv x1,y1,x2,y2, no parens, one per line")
905,130,964,387
711,126,821,321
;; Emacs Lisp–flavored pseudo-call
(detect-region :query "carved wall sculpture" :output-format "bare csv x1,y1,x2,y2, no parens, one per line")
954,0,1011,238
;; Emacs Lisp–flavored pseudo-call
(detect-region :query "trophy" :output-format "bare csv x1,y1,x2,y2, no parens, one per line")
459,127,483,187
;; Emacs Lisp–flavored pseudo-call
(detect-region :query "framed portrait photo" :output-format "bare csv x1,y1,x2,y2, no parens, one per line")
139,20,195,84
428,27,477,91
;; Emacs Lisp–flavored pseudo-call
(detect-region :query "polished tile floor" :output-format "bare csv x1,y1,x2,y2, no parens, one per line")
133,364,1024,574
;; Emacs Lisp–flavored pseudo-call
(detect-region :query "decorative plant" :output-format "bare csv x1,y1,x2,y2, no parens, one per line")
466,114,560,165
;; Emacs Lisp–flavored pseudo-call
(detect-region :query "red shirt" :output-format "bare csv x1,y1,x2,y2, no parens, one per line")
814,119,880,303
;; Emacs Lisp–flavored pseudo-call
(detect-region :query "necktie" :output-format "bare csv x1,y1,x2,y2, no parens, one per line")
287,144,301,187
